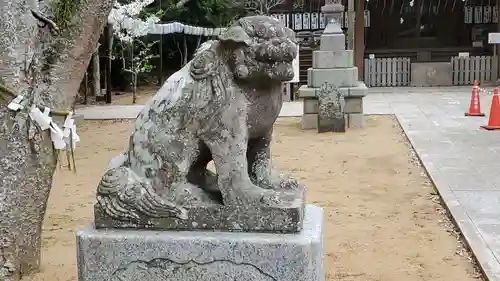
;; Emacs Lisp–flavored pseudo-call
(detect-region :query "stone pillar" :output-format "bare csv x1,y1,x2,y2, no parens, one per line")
298,0,368,131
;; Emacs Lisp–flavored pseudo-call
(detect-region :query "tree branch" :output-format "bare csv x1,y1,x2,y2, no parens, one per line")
30,10,59,35
175,0,192,8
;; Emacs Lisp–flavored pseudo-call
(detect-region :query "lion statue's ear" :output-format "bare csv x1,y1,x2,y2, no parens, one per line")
218,25,251,46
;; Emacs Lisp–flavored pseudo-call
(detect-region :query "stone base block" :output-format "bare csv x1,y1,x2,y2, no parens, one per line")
344,97,363,114
299,82,368,99
344,82,369,97
303,98,319,114
308,67,358,88
318,115,346,133
319,33,345,51
94,203,305,233
94,184,306,233
345,113,365,129
312,50,353,69
77,205,324,281
298,85,317,98
301,113,318,129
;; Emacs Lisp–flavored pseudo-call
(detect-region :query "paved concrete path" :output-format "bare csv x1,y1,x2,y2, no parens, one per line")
368,87,500,281
77,102,304,119
77,86,500,280
76,86,474,119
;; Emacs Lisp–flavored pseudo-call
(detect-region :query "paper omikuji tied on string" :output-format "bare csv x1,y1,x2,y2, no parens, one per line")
28,106,66,149
7,95,24,111
7,96,80,153
29,106,52,130
50,123,66,150
63,113,80,149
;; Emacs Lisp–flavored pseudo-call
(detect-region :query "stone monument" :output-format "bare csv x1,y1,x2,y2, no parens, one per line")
298,0,368,131
317,82,346,133
76,16,324,281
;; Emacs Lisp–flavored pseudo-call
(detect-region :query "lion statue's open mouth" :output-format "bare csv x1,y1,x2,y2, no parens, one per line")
219,16,298,83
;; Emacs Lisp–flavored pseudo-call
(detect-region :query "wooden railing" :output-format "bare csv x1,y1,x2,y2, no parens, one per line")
364,57,411,87
451,56,496,85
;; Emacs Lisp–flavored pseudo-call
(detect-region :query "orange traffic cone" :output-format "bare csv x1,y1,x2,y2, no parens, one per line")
481,88,500,130
465,80,485,116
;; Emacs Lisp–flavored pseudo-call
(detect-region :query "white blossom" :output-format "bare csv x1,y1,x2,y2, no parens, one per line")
108,0,159,42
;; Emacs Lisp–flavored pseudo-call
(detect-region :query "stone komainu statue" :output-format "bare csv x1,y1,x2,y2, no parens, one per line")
94,16,305,232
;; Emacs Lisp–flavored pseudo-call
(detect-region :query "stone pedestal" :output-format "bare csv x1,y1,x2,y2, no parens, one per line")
76,204,324,281
298,0,367,131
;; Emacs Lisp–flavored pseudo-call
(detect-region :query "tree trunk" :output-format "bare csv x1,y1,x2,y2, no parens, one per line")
195,35,202,50
105,23,113,104
84,71,89,104
0,0,113,280
133,72,137,104
183,35,188,66
92,50,101,97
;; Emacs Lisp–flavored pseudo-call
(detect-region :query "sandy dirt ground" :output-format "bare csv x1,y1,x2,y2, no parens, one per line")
74,87,157,108
75,85,292,106
22,116,481,281
109,87,157,105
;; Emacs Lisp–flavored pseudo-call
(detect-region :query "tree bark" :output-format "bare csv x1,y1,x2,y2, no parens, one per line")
0,0,113,280
182,35,188,66
92,50,101,97
105,23,113,104
354,0,365,80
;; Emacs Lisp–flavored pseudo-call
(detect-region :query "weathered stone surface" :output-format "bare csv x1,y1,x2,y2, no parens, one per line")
298,85,317,98
94,186,305,232
345,113,365,128
343,82,368,97
319,34,346,51
344,97,363,113
316,82,346,133
313,50,353,68
301,113,319,129
77,204,324,281
298,83,368,99
308,67,358,88
303,98,319,114
318,115,345,132
93,16,306,233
